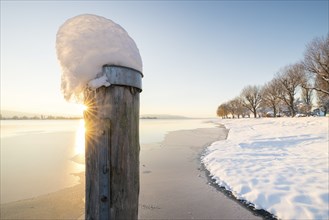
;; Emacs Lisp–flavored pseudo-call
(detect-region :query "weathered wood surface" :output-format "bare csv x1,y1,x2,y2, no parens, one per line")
84,80,140,219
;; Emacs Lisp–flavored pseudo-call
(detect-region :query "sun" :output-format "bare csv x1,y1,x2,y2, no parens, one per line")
79,104,88,112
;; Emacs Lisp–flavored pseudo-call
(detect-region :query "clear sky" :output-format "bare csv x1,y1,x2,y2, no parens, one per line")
1,1,328,117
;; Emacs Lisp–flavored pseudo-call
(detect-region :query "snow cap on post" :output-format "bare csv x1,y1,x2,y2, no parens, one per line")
56,14,143,101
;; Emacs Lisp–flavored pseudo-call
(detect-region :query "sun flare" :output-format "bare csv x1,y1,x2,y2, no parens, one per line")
79,104,88,112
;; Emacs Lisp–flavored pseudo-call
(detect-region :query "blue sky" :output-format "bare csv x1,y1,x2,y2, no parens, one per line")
1,1,328,117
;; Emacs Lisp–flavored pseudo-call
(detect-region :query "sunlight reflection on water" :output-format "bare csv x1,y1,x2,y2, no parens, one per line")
0,120,85,203
75,120,85,155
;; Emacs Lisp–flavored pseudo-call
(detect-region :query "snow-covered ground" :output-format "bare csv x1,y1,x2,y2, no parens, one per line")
202,117,329,219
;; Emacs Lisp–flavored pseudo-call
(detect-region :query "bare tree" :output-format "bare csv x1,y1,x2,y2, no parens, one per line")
276,63,305,117
230,97,246,118
300,80,313,114
317,92,329,116
261,79,281,117
224,98,245,119
240,85,262,118
303,35,329,95
217,103,229,119
226,100,237,119
314,72,329,115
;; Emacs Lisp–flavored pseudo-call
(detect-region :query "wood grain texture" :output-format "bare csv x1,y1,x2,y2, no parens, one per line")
84,84,140,220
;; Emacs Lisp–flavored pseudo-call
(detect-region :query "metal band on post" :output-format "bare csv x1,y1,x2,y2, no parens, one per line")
103,65,143,92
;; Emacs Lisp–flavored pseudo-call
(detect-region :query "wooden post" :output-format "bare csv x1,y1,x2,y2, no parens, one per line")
84,65,142,219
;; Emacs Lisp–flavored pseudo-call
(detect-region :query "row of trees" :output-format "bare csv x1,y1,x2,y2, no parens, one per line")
0,115,82,120
217,35,329,119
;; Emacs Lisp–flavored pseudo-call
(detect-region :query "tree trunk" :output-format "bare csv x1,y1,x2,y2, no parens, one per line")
273,105,277,118
253,108,257,118
289,94,296,117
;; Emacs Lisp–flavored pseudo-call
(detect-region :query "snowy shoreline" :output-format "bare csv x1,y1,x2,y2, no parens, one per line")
203,117,329,220
200,124,277,219
201,162,277,219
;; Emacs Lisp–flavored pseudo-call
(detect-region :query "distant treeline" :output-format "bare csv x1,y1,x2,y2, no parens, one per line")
0,115,82,120
140,116,157,119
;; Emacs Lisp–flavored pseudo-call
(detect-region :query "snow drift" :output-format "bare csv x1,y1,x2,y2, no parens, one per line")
203,117,328,219
56,14,143,101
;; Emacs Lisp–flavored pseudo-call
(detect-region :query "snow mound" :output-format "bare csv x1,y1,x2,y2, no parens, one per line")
203,117,329,219
56,14,143,101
